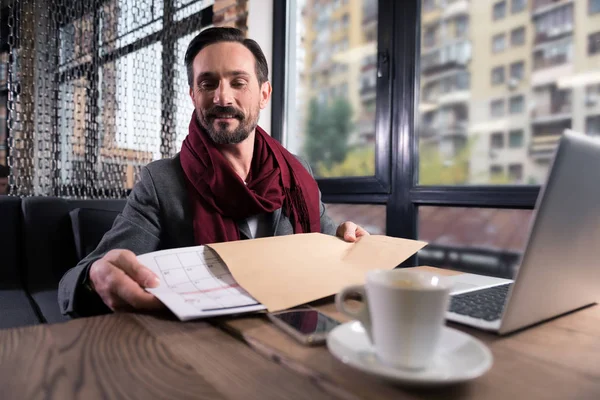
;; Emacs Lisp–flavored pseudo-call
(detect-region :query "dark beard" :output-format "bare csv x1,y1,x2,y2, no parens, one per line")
197,105,258,145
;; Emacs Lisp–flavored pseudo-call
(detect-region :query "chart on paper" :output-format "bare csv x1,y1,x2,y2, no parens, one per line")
139,246,266,321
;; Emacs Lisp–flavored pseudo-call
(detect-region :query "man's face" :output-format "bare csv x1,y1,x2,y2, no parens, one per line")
0,177,8,195
189,42,271,145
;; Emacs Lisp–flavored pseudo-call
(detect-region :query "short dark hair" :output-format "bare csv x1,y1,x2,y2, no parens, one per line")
0,164,9,178
184,27,269,88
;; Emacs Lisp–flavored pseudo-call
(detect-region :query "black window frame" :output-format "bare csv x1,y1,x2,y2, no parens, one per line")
273,0,540,268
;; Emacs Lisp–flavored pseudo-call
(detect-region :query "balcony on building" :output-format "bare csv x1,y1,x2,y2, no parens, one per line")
421,40,471,75
362,0,377,26
360,70,377,103
531,84,572,124
420,103,468,141
531,0,573,17
529,121,570,162
421,0,443,25
532,2,573,45
531,36,572,87
442,0,469,19
422,70,470,109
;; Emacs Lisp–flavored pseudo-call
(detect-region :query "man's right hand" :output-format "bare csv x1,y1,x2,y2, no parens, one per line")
89,249,164,312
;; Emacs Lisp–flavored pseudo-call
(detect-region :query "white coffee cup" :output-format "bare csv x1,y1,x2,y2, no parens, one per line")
335,269,452,370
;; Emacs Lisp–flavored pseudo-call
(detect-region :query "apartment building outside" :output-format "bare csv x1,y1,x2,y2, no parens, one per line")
420,0,600,185
301,0,378,147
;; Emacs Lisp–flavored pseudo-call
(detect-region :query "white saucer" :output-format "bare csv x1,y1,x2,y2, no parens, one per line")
326,321,493,387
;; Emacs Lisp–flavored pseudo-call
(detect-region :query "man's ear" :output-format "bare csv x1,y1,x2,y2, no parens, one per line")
259,81,272,110
189,86,194,102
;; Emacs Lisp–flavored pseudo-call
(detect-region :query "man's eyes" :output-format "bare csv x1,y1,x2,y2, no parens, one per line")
231,80,247,88
199,80,247,90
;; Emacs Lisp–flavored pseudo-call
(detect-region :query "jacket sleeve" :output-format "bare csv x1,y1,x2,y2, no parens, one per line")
58,166,163,318
295,156,338,236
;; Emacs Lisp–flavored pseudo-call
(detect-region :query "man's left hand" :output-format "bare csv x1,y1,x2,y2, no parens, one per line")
336,221,370,242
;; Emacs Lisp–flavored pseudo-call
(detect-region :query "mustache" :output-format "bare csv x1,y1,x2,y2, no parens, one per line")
205,106,245,120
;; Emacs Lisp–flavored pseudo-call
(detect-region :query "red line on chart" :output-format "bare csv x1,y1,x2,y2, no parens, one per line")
180,284,240,296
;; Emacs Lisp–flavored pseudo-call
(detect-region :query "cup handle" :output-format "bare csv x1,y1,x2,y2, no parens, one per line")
335,285,373,343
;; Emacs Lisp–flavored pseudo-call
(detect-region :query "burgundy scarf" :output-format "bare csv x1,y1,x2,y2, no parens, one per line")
180,113,321,245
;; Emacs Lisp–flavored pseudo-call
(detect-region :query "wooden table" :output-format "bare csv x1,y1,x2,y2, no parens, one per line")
1,267,599,399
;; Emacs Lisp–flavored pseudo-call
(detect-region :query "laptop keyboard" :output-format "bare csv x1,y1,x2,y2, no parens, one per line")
449,283,513,322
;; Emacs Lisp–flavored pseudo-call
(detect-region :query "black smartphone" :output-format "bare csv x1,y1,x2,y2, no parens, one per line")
267,307,341,346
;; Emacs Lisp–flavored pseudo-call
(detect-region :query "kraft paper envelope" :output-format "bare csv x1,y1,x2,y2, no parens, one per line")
207,233,427,312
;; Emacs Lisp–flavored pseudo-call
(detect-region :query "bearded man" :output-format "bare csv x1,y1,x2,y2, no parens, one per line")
58,27,369,317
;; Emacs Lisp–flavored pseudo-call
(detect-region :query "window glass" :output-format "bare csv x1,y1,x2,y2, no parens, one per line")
492,34,506,53
510,26,525,47
98,44,162,188
418,0,600,186
509,61,524,81
418,207,533,278
100,0,164,51
589,32,600,55
591,0,600,15
491,66,505,85
493,1,507,20
326,204,386,234
284,0,378,178
509,129,524,148
511,0,526,14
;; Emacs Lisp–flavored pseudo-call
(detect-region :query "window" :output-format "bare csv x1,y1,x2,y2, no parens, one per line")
586,84,600,107
327,204,386,234
587,116,600,136
588,32,600,55
533,37,572,70
508,164,523,182
534,4,573,44
493,1,507,20
284,0,379,178
493,34,506,53
424,24,438,48
423,0,436,12
490,165,504,178
509,61,524,81
510,27,525,47
491,132,505,149
509,95,524,114
341,13,350,29
590,0,600,15
491,99,505,117
418,207,533,277
491,66,505,85
511,0,526,13
417,0,597,186
455,16,468,38
509,130,524,148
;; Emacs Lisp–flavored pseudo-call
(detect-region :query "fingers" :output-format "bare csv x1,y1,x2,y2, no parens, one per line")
90,250,165,312
355,225,370,238
112,272,166,311
336,221,371,243
104,249,160,288
336,221,370,242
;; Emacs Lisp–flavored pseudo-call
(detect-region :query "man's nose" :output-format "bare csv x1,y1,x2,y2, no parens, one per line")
213,82,233,106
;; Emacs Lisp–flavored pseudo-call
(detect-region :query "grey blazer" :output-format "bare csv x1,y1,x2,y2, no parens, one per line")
58,154,338,317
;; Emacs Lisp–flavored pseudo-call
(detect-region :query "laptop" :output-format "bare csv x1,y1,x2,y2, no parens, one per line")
443,130,600,335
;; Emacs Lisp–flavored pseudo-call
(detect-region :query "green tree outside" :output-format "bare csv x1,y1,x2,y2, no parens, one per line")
303,98,353,173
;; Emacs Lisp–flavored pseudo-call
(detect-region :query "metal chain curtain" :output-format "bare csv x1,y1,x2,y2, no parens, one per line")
3,0,212,197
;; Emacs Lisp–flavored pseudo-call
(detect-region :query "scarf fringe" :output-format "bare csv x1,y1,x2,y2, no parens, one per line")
283,185,311,233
